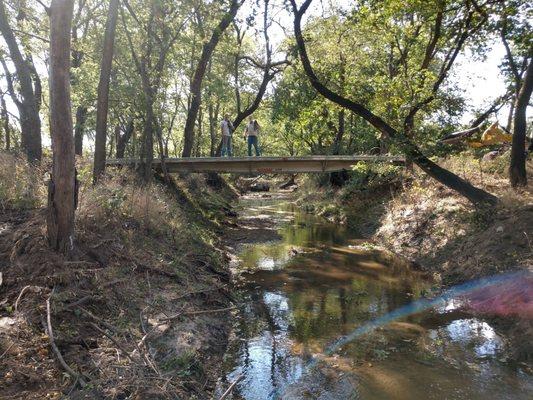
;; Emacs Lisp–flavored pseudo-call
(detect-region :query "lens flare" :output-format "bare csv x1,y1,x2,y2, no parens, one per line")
271,270,532,400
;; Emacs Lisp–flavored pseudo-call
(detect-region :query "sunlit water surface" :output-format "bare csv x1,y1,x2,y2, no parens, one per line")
219,193,532,400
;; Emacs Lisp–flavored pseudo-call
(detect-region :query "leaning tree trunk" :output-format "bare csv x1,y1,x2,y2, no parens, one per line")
182,0,241,157
290,0,497,206
0,0,41,162
93,0,119,183
509,56,533,187
47,0,76,254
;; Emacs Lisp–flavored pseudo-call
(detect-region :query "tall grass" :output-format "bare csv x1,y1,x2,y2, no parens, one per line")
0,152,46,210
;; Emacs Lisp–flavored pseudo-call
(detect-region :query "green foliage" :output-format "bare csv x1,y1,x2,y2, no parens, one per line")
2,0,529,165
340,164,403,199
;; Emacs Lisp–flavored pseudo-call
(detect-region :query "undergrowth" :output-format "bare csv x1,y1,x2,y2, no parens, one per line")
0,152,237,399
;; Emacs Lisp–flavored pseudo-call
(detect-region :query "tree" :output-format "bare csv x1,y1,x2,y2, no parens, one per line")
498,3,531,130
509,55,532,187
47,0,76,254
116,118,134,158
0,90,10,150
290,0,497,205
182,0,242,157
0,0,41,162
121,0,188,180
93,0,120,182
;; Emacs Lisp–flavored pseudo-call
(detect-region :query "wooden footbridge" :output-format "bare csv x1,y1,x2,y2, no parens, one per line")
106,155,405,174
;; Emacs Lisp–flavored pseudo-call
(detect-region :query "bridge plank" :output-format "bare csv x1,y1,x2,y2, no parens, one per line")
106,155,405,173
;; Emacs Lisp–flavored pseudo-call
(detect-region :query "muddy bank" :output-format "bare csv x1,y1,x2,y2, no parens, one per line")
0,173,238,399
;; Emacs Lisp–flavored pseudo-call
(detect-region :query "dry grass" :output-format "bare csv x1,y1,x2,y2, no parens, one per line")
77,170,188,238
0,154,235,399
376,152,533,283
0,152,47,210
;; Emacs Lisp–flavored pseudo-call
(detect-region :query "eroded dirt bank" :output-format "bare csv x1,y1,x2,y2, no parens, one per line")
0,172,239,399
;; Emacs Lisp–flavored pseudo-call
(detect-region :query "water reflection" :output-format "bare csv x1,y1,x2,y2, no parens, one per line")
223,195,532,400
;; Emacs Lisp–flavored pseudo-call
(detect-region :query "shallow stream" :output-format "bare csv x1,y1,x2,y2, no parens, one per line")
220,193,532,399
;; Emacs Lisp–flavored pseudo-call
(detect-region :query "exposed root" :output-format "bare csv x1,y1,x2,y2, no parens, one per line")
45,291,87,387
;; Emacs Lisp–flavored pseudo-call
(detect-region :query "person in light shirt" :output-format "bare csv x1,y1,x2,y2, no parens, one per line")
244,117,261,156
220,114,234,157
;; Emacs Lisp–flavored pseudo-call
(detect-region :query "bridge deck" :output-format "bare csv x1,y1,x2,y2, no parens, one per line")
106,155,405,174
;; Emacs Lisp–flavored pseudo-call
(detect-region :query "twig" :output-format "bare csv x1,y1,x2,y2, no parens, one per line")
63,260,97,266
88,322,136,363
14,285,31,312
102,278,129,288
161,306,237,322
45,291,87,387
0,343,14,360
135,339,161,376
90,238,115,249
77,307,119,333
133,262,182,279
60,295,101,311
173,285,226,300
219,374,244,400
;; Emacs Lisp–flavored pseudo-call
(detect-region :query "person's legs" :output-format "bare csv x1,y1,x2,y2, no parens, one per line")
221,136,229,157
249,136,259,156
228,135,233,157
254,136,260,156
247,136,253,156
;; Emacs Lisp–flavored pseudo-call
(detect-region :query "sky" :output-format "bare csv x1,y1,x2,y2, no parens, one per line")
454,43,510,124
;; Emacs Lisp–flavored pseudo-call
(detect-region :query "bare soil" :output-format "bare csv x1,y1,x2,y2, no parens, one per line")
0,175,238,400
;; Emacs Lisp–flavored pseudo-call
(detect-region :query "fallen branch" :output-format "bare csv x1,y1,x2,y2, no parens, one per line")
45,291,87,387
219,374,244,400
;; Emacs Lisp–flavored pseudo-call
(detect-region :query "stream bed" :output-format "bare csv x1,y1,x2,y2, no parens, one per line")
219,193,532,399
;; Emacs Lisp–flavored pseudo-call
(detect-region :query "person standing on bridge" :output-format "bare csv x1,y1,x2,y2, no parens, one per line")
244,118,261,156
220,114,234,157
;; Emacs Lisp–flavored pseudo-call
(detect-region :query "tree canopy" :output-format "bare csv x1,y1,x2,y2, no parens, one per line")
0,0,530,192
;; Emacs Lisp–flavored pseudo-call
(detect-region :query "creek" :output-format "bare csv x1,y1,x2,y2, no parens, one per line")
219,192,532,400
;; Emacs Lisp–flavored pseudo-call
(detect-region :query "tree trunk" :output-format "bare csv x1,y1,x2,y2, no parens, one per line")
0,93,10,150
196,106,203,157
291,0,497,206
47,0,76,254
182,0,241,157
509,57,533,187
93,0,119,183
506,95,515,131
208,100,219,157
138,68,155,181
0,1,41,162
330,109,348,185
74,105,87,155
116,119,134,158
